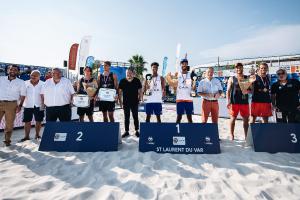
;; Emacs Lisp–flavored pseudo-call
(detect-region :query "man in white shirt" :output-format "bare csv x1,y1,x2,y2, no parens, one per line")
0,65,26,146
41,68,75,122
197,67,223,123
20,70,44,142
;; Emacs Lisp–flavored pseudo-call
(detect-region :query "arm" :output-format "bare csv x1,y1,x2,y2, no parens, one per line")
17,82,26,113
161,76,166,97
113,74,119,102
68,80,75,104
166,72,178,88
138,79,143,103
143,79,148,98
16,96,25,113
226,77,233,108
118,89,123,108
138,88,143,103
76,80,80,93
41,94,45,108
271,94,277,110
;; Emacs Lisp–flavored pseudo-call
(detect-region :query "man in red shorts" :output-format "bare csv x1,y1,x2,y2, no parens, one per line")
250,63,272,123
226,63,255,140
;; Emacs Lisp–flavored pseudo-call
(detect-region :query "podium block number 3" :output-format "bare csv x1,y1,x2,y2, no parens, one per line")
290,133,297,144
76,131,83,142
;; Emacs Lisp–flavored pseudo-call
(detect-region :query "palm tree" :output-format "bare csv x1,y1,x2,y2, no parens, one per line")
128,54,147,80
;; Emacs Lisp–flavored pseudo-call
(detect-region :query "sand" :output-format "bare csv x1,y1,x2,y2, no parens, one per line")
0,104,299,200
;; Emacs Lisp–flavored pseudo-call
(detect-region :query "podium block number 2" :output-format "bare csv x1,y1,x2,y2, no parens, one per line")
290,133,298,144
76,131,83,142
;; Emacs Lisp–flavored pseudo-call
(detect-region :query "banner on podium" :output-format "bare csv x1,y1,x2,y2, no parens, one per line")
39,122,120,152
247,123,300,153
139,123,220,154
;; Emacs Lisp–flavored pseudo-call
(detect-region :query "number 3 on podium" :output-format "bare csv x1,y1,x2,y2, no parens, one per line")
290,133,297,143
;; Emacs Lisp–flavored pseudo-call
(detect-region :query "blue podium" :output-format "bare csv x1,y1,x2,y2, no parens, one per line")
39,122,120,152
248,123,300,153
139,123,221,154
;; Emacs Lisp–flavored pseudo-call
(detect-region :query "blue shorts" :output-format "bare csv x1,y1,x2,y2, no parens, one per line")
176,102,194,115
145,103,162,115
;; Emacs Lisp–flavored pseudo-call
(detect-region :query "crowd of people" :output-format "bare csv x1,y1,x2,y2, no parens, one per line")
0,60,299,146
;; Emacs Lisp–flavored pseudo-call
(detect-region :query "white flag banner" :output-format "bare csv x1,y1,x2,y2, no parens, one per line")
77,36,92,74
175,43,181,72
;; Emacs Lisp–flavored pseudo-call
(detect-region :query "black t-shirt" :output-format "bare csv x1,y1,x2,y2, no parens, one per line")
119,77,142,105
252,75,271,103
271,79,300,111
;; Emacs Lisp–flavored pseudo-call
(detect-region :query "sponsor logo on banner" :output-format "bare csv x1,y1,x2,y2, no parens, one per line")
205,136,213,145
173,136,185,145
147,136,155,145
54,133,67,142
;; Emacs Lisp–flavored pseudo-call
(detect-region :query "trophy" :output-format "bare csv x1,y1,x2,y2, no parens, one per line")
83,80,98,98
190,75,197,97
145,74,152,96
238,75,256,99
167,72,178,95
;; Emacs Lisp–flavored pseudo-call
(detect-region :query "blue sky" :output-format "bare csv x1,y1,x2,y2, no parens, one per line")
1,0,300,72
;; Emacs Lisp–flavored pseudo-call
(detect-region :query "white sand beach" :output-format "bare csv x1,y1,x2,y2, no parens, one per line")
0,104,299,200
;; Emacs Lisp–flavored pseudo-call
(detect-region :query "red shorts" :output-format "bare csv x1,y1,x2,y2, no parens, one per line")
229,104,249,117
251,102,272,117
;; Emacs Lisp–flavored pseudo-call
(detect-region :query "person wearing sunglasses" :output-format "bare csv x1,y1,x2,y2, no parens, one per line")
271,69,300,123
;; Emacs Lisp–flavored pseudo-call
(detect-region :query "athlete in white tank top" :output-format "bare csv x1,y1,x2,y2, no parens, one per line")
176,71,193,101
166,59,195,123
143,62,165,122
146,75,163,103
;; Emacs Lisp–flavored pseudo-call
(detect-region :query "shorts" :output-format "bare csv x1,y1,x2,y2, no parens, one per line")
145,103,162,115
77,100,94,116
229,104,249,117
23,107,44,122
251,102,272,117
176,102,194,115
99,101,115,112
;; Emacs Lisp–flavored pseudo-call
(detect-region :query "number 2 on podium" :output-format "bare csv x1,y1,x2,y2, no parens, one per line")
76,131,83,141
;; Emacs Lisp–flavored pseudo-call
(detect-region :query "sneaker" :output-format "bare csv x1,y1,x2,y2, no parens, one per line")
122,132,130,138
135,131,140,138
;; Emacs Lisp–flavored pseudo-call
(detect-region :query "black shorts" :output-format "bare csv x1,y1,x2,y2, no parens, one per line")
46,104,71,122
77,100,94,116
99,101,115,112
23,107,44,122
